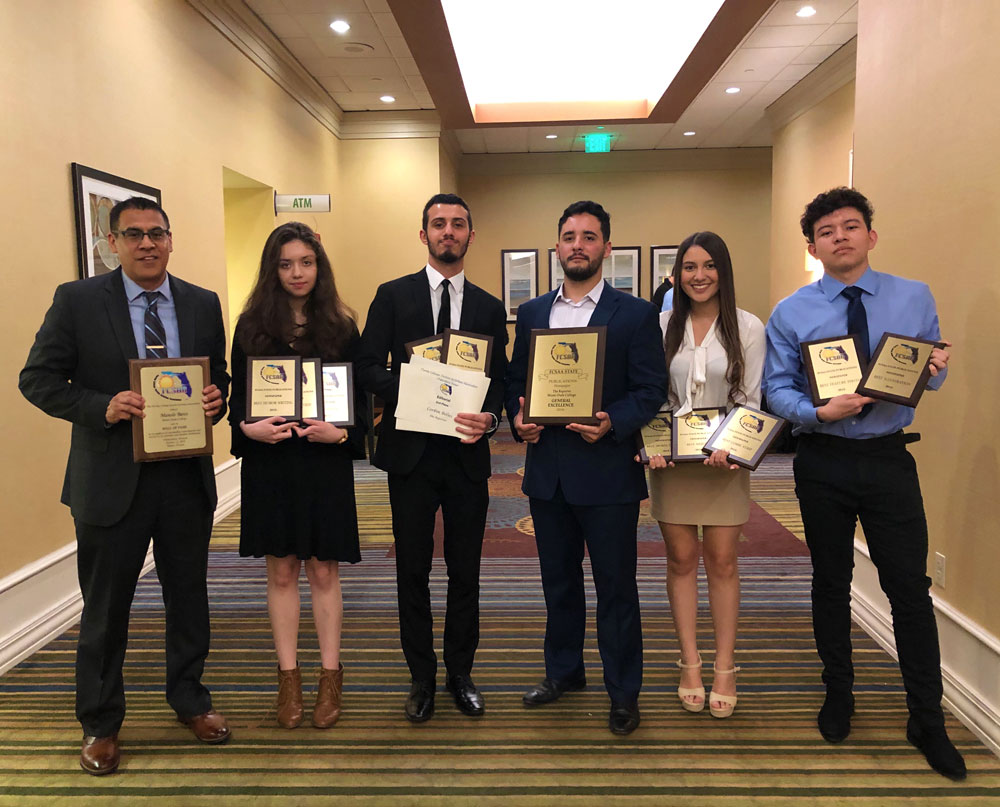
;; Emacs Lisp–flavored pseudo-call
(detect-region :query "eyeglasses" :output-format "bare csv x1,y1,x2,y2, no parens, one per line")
113,227,171,244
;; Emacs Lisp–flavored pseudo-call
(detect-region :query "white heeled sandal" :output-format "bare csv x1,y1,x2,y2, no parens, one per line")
709,664,740,719
676,656,705,713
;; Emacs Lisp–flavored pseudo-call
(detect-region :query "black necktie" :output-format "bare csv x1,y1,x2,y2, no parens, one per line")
436,279,451,334
843,286,869,362
843,285,871,418
144,291,167,358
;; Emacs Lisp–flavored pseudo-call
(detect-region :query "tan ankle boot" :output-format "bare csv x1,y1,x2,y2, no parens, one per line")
312,664,343,728
276,666,303,728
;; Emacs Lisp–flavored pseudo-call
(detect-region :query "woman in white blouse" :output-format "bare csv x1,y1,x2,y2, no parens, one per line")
644,231,765,718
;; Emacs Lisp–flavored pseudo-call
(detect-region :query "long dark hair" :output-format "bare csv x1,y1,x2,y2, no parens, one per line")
663,231,746,407
238,222,355,359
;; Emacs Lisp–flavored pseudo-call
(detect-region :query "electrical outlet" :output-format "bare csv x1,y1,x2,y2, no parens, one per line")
933,552,946,588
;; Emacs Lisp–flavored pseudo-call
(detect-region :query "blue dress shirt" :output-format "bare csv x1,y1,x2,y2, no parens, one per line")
122,272,181,358
764,267,945,439
660,287,674,312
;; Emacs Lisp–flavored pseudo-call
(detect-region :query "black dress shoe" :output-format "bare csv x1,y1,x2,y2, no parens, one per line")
907,717,967,780
404,680,435,723
817,691,854,743
609,701,640,735
446,675,485,716
522,677,586,707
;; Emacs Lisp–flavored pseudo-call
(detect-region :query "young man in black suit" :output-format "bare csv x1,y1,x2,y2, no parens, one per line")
506,200,667,735
20,198,231,775
358,193,508,722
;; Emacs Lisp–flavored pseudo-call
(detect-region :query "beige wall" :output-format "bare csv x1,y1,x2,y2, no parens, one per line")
1,1,446,580
769,81,856,307
851,0,1000,633
459,149,773,344
223,185,276,338
336,137,444,325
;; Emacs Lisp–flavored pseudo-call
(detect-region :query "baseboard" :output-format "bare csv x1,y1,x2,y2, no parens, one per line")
0,459,242,676
851,538,1000,758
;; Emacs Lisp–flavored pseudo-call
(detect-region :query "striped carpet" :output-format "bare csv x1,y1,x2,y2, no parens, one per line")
1,442,998,804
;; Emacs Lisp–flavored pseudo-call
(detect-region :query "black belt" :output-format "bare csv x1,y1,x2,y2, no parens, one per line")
798,430,920,452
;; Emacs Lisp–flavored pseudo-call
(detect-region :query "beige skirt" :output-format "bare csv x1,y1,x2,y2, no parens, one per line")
648,461,750,527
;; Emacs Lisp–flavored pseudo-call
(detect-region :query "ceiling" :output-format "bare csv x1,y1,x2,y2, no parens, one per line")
241,0,858,153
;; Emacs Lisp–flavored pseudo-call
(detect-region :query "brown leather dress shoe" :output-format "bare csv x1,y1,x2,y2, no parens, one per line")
80,734,120,775
312,664,344,728
178,709,231,744
276,666,304,729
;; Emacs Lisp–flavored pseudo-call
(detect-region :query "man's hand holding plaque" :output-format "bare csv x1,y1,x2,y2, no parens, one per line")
800,335,866,406
394,354,490,439
857,333,947,407
522,327,606,425
129,357,214,462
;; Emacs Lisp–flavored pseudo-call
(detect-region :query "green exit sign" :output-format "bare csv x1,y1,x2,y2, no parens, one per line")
584,133,612,153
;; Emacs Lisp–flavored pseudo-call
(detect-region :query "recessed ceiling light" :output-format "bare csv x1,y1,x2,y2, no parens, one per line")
725,86,741,94
545,134,558,139
379,95,396,103
796,6,817,18
330,19,350,33
596,125,605,129
683,131,696,136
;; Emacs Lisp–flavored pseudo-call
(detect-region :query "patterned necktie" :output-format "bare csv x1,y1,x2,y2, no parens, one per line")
436,278,451,334
842,285,871,418
144,291,167,358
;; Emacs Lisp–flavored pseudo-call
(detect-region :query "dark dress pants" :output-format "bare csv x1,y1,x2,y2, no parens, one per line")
794,432,945,728
388,438,487,683
529,485,642,704
74,459,214,737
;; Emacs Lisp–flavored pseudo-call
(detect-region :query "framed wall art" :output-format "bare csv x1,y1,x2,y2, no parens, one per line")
650,244,679,299
548,247,562,291
603,246,640,296
501,249,538,321
71,163,161,279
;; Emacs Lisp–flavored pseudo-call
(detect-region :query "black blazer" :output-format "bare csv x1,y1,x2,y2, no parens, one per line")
19,268,229,527
504,283,667,505
357,269,508,479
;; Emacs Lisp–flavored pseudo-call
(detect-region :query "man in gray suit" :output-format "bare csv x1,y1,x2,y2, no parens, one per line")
20,197,231,775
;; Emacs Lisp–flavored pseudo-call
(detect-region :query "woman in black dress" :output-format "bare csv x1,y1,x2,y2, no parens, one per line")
229,222,362,729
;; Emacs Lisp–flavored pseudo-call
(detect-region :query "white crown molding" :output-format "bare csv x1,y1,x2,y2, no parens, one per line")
186,0,344,138
766,37,857,132
339,110,442,140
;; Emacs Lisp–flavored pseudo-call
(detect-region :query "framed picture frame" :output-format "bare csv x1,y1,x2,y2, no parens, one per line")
650,245,679,299
603,246,640,296
501,249,538,322
71,163,161,279
548,247,562,292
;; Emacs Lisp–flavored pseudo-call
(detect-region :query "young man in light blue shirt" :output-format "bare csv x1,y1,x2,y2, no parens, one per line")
764,187,964,780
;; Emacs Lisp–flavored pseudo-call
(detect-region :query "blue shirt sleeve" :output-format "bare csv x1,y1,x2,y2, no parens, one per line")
763,304,821,426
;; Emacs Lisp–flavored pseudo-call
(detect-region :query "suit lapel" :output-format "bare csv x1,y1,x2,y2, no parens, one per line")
105,269,139,361
170,275,195,356
407,269,435,336
587,281,620,328
532,290,559,328
459,281,478,330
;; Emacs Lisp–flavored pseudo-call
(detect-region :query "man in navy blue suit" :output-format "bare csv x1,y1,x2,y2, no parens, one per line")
505,201,666,735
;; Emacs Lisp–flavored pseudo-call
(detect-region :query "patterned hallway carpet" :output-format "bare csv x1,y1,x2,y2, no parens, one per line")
1,436,997,804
